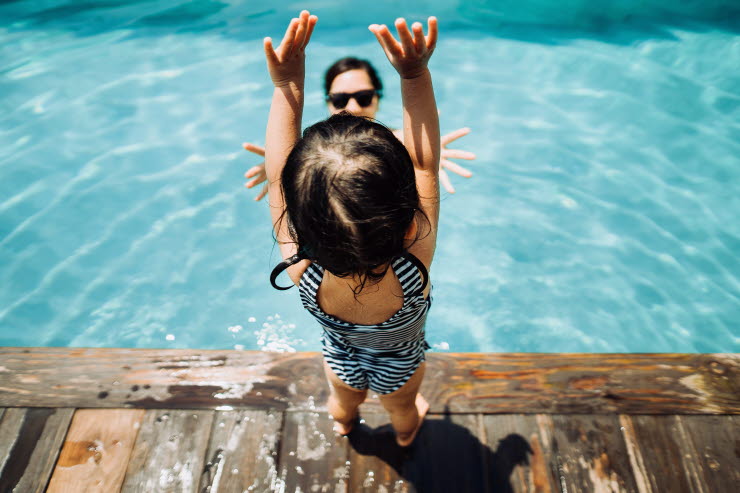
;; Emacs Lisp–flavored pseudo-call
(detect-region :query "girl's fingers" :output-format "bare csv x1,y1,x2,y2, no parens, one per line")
278,18,299,57
411,22,426,55
441,158,473,178
242,142,266,156
303,15,318,48
442,148,476,160
439,168,455,194
263,37,279,65
395,18,416,56
370,24,402,59
426,16,438,51
294,12,309,54
440,127,471,146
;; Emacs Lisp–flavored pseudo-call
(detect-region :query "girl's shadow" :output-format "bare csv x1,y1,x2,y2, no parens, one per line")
347,409,532,493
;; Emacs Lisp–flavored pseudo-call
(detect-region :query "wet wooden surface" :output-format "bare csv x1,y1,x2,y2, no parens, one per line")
1,348,737,414
0,349,737,492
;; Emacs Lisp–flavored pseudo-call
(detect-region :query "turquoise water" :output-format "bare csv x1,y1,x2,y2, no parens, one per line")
1,1,738,352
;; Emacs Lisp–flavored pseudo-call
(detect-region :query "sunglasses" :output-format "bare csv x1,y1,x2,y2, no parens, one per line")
326,89,378,109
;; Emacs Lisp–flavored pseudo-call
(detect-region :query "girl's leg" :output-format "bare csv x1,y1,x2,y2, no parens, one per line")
323,361,368,435
377,362,429,447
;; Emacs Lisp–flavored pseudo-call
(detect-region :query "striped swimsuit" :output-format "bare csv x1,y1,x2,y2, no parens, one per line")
298,254,432,395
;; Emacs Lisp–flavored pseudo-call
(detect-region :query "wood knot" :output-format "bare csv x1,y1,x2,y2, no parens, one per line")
709,361,727,375
57,441,103,467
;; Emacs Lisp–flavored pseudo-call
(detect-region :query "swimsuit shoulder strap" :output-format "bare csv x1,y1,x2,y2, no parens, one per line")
398,252,429,297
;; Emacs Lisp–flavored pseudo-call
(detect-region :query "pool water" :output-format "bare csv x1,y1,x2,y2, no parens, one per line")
1,1,739,352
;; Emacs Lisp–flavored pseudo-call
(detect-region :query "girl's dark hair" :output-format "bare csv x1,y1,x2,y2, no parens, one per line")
281,112,422,294
324,57,383,97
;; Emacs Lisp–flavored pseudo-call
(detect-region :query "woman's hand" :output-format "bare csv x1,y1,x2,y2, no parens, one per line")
439,127,476,193
369,17,438,79
242,142,268,201
264,10,317,87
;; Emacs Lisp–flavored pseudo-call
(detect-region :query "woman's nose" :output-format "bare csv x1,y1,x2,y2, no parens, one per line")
345,98,362,114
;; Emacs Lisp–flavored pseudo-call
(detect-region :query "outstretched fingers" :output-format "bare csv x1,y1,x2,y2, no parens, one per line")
426,16,438,51
263,37,279,66
302,14,318,49
242,142,266,156
395,18,416,56
369,24,402,60
284,17,301,55
440,127,471,146
411,22,426,55
441,158,473,178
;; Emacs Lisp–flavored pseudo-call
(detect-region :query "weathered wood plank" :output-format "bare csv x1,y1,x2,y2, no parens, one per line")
348,412,488,492
550,414,638,493
620,415,691,492
276,411,349,493
121,410,214,493
198,409,283,493
480,414,559,493
1,348,737,414
0,408,26,474
677,415,739,493
623,415,738,493
46,409,145,493
0,407,74,493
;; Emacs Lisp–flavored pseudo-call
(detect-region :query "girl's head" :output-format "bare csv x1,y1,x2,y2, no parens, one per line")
282,113,421,291
324,57,383,118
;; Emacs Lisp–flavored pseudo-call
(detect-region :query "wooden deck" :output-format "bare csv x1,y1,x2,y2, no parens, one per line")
0,348,737,492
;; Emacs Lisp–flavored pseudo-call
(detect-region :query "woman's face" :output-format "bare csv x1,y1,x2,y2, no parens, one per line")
327,69,380,118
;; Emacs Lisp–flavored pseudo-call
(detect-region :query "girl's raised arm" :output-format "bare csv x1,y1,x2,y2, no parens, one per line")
263,11,317,273
369,17,441,268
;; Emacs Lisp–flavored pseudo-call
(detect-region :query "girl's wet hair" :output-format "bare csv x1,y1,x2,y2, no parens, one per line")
281,112,424,293
324,57,383,97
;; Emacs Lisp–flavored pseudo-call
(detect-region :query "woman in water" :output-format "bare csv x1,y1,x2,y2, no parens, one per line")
243,57,475,200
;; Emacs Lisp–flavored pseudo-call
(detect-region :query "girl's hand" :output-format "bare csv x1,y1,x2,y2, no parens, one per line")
369,17,438,79
242,142,268,201
264,10,317,87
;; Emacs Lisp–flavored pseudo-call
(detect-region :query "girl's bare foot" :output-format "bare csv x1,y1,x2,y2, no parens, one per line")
396,394,429,447
332,417,356,436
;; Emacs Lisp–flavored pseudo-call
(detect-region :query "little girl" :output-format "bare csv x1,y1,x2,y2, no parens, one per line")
262,10,440,447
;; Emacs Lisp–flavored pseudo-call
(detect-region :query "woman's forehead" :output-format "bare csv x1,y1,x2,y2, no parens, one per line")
329,69,375,93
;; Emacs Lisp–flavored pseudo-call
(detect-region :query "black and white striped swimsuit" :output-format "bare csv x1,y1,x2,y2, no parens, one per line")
298,254,432,395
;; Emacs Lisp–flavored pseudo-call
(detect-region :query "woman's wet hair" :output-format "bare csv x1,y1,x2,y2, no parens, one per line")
281,112,425,294
324,57,383,97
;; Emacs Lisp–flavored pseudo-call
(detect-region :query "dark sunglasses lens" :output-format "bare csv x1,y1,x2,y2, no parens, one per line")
355,91,374,107
329,94,349,108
